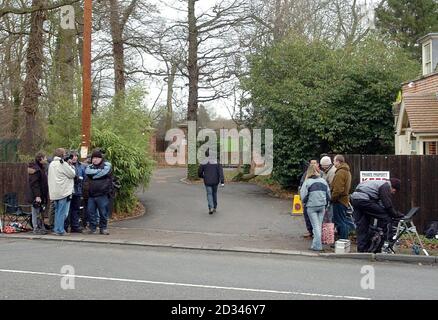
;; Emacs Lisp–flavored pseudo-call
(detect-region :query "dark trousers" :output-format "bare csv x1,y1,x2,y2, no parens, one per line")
81,197,89,228
303,207,313,234
65,195,82,231
351,199,390,252
88,195,109,231
48,201,55,228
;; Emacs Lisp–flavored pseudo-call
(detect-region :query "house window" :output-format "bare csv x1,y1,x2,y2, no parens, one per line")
427,142,437,155
423,42,432,75
411,137,417,154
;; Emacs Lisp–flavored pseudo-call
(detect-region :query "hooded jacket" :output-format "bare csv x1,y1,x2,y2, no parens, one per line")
85,160,112,197
331,162,352,207
48,157,76,201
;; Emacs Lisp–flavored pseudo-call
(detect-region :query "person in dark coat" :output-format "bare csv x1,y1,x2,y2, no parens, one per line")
27,152,49,234
350,178,404,252
64,150,86,233
198,149,224,215
85,149,112,235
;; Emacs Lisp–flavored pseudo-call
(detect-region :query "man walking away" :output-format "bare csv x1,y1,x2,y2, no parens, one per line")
27,152,49,235
85,150,112,235
198,149,224,215
65,150,86,233
350,178,403,252
48,148,76,236
331,155,354,240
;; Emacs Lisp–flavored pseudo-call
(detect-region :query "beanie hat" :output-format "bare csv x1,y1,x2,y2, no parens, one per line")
320,156,332,167
91,149,103,159
389,178,401,191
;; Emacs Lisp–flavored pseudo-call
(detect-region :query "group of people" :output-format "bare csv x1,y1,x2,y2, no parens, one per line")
27,148,114,236
299,154,403,252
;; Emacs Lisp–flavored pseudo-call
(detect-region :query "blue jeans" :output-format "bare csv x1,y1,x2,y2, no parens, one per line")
333,203,355,240
54,197,71,234
205,185,218,209
87,195,109,231
303,207,313,234
306,206,325,251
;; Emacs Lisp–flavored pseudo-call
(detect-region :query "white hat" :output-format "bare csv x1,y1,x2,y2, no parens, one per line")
320,156,332,166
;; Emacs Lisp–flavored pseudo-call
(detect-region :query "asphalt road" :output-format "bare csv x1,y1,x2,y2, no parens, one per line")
0,239,436,300
111,168,311,251
115,168,298,236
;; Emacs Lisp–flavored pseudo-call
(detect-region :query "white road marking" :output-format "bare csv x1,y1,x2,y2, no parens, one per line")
0,268,370,300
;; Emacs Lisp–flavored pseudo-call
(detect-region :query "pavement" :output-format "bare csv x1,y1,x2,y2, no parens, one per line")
1,168,437,265
1,239,437,300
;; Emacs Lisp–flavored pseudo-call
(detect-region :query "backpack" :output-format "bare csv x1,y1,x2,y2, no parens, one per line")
425,221,438,239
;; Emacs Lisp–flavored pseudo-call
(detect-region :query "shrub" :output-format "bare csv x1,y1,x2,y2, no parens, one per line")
91,129,154,213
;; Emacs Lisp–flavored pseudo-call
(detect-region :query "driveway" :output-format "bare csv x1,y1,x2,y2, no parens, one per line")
111,168,311,251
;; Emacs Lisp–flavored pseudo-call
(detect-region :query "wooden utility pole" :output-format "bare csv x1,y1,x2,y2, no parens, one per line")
81,0,92,160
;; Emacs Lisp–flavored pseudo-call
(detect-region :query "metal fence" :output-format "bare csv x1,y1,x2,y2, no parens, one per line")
0,163,28,205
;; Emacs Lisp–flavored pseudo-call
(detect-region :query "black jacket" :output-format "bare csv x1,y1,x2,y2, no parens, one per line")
198,163,224,186
86,162,113,197
27,161,49,204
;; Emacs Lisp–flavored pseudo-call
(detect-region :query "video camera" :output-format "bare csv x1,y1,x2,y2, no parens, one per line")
32,200,46,211
60,151,76,164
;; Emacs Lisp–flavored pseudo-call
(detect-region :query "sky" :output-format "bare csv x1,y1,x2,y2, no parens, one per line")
142,0,240,120
136,0,379,121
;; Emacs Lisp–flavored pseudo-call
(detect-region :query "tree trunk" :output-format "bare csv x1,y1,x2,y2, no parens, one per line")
58,24,76,103
12,89,20,136
109,0,126,108
187,0,198,122
21,0,45,155
165,62,178,132
273,0,285,42
187,0,199,179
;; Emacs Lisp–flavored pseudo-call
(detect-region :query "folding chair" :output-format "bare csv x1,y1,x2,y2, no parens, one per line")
383,207,429,256
2,193,32,231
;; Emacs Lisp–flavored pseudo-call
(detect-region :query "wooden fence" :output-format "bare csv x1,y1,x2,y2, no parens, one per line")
343,155,438,233
0,163,28,205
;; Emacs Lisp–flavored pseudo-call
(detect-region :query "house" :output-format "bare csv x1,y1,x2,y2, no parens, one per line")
394,33,438,155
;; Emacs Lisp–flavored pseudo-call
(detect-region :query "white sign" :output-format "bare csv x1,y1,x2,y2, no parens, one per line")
80,146,88,160
360,171,390,182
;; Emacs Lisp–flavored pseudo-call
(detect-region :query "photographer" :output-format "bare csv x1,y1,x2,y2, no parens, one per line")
64,150,86,233
27,152,49,235
350,178,404,252
48,148,76,236
85,149,112,235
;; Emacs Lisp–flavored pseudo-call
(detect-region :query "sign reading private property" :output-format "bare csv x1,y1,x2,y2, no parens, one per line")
360,171,390,182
